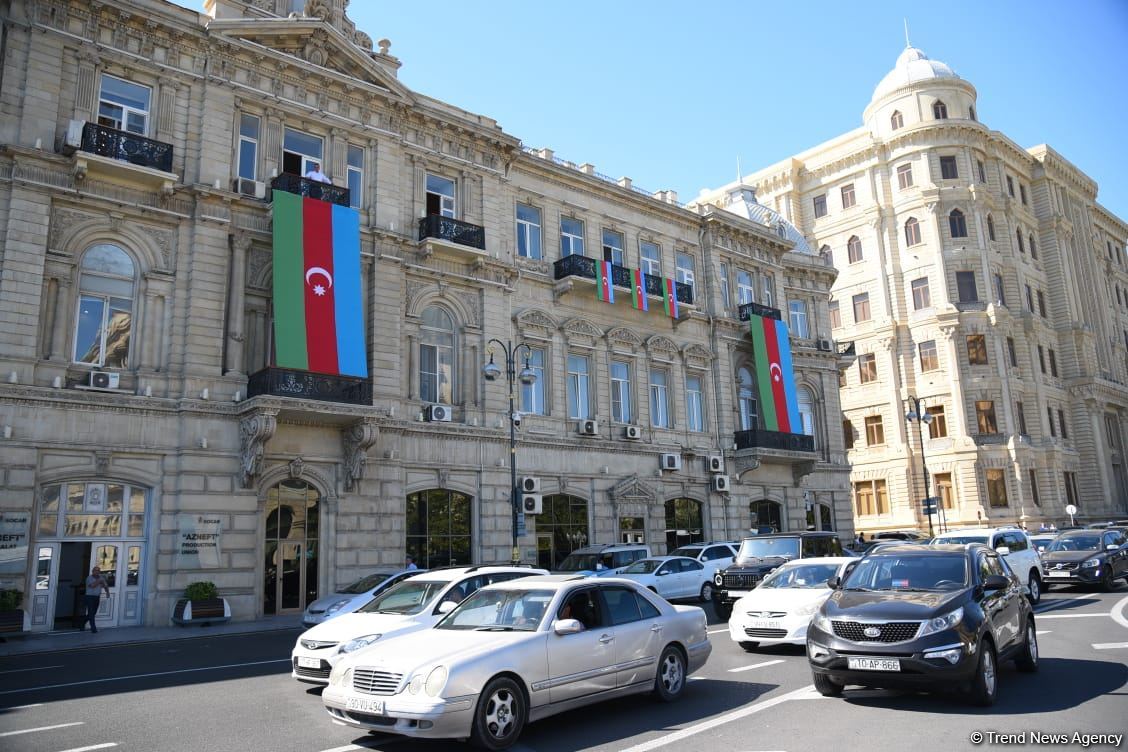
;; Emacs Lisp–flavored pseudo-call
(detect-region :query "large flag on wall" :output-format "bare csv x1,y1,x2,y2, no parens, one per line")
747,314,800,432
271,190,367,377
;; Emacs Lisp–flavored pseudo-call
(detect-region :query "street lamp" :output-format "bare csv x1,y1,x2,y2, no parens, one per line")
483,339,537,564
905,395,940,536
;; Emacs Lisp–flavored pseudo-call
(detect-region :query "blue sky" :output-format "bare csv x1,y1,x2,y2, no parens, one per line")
198,1,1128,219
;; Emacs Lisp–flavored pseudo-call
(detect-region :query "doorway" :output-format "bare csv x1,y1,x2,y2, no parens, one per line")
35,541,144,630
263,479,320,615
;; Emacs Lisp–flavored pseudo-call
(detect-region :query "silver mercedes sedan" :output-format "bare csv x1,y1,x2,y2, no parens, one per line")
322,574,712,750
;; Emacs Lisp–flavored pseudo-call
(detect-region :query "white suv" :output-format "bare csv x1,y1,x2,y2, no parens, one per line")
669,542,738,600
931,527,1045,603
291,565,546,684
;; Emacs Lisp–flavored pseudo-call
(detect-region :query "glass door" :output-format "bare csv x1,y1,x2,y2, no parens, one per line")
29,544,59,629
92,543,120,625
537,534,553,571
278,541,304,612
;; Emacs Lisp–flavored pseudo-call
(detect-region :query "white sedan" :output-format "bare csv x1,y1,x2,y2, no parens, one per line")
616,556,712,602
728,557,854,651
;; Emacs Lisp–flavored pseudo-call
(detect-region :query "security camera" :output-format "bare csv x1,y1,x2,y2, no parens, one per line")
511,411,522,428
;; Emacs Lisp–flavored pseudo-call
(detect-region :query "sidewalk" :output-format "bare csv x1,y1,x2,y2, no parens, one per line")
0,614,304,657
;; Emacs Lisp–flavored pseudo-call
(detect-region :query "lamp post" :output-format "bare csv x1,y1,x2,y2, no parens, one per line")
905,395,938,536
483,339,537,564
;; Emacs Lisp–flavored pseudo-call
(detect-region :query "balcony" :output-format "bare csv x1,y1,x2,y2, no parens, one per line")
71,121,177,193
735,428,815,453
417,214,487,260
270,173,350,207
247,366,372,406
738,301,783,322
955,300,988,312
973,433,1006,446
553,255,694,306
836,341,856,356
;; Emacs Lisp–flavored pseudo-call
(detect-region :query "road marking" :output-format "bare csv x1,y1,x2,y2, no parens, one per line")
58,745,117,752
0,659,291,695
1092,642,1128,650
727,659,786,673
1,703,43,710
0,665,63,675
1036,630,1052,635
1035,592,1099,613
1036,613,1109,619
617,685,815,752
0,722,83,737
1112,595,1128,630
707,627,729,634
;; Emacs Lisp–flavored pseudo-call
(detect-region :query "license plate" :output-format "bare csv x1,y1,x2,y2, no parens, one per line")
297,656,322,669
748,619,782,630
1047,570,1071,577
346,697,385,714
847,657,900,672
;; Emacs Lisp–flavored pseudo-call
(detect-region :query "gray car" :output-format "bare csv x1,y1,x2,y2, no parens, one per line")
302,568,421,627
322,575,711,750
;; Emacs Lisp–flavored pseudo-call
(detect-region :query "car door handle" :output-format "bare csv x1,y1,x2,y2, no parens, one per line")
599,633,614,644
650,624,663,633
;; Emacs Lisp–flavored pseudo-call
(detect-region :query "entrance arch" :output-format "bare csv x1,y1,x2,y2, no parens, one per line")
664,498,704,550
535,495,589,569
750,500,783,533
263,479,320,615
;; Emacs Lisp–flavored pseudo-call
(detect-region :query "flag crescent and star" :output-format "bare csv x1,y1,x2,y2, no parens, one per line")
748,313,800,433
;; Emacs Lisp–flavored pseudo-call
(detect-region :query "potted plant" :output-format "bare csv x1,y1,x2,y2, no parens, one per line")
0,588,29,637
171,581,231,626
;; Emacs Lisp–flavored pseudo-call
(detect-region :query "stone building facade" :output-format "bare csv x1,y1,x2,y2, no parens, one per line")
699,46,1128,534
0,0,850,630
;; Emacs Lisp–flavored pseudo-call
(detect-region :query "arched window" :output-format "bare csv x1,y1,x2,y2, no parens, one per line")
932,100,948,119
664,498,703,550
904,217,922,246
797,386,815,439
969,105,977,122
74,244,135,367
419,306,454,404
406,489,472,568
890,110,903,130
1016,230,1025,254
819,244,832,265
264,479,321,615
847,236,863,264
1029,234,1037,260
737,367,758,431
987,214,996,242
537,495,589,569
750,500,782,533
949,209,968,238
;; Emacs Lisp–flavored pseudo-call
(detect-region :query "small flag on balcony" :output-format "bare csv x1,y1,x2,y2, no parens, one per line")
597,260,615,303
662,278,679,319
631,268,648,311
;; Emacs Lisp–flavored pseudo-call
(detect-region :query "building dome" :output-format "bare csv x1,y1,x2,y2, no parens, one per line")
871,46,959,103
721,186,812,254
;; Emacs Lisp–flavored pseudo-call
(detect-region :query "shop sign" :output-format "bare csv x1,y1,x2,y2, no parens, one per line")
0,512,31,574
175,514,222,569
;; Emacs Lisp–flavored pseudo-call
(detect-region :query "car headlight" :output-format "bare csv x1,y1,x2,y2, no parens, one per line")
919,606,964,637
794,600,822,618
324,598,353,615
339,633,382,653
1081,558,1100,568
811,610,833,633
328,666,352,687
425,666,448,697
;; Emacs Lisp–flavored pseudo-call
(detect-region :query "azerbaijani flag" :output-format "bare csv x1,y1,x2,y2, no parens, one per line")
747,313,799,432
597,260,615,303
271,190,367,377
661,277,679,319
631,268,648,311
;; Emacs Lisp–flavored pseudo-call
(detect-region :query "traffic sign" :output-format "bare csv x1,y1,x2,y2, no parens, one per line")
922,497,939,515
1065,504,1077,516
516,512,526,537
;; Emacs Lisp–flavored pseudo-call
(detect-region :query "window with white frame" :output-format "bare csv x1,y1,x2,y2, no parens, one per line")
97,75,151,135
686,375,704,432
602,229,624,266
640,241,661,276
737,367,757,431
282,127,324,176
516,203,542,259
797,387,815,437
566,354,590,419
788,299,809,338
829,300,841,329
676,252,696,297
425,174,456,217
718,262,731,310
560,217,585,257
346,144,364,209
897,163,914,190
911,277,931,310
419,306,454,404
237,113,259,183
611,361,632,424
736,270,755,305
520,347,545,415
650,368,670,428
74,244,135,368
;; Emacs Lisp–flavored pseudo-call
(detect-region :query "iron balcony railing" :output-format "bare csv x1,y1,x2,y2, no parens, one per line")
734,428,815,453
80,121,173,172
418,214,486,250
247,367,372,405
552,255,694,306
270,173,351,207
836,341,856,356
738,301,783,322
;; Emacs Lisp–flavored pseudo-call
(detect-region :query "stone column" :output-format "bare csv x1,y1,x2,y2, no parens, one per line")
939,324,969,436
226,234,250,376
74,50,100,120
262,109,282,179
50,279,71,361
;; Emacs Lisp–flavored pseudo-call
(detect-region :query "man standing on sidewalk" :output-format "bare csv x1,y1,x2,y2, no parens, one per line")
80,566,110,633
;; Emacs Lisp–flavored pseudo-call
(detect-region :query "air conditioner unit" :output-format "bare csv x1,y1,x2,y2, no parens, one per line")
237,178,267,199
660,453,682,471
706,455,724,473
817,339,832,352
63,119,85,153
624,425,642,440
425,404,451,422
89,371,119,390
522,493,543,515
578,419,599,436
713,475,731,492
520,476,540,493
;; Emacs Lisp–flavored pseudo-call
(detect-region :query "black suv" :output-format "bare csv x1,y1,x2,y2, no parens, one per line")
712,532,843,620
807,543,1037,706
1041,528,1128,590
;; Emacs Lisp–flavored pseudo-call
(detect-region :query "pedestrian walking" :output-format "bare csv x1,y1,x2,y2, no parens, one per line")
405,554,417,571
80,566,110,633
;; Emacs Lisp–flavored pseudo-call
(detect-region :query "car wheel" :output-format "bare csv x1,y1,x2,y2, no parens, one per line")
812,671,843,697
739,641,759,652
470,676,526,751
1027,572,1042,604
699,582,715,603
1101,567,1117,592
967,640,997,707
653,645,686,702
715,601,732,621
1015,620,1039,673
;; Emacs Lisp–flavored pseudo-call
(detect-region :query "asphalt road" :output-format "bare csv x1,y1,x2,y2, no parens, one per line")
1,584,1126,752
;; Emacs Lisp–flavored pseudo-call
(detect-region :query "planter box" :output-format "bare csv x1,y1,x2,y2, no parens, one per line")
0,609,30,637
171,597,231,626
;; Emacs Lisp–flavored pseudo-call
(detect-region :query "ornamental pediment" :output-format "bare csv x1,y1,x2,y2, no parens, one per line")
611,474,657,501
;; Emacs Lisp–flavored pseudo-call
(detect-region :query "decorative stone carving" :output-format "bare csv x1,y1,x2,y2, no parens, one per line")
240,410,277,488
611,474,657,501
562,317,602,347
95,451,110,476
342,419,379,492
646,335,679,361
606,326,643,351
514,308,557,340
248,248,272,289
455,291,481,328
733,455,761,478
289,457,305,480
792,460,817,485
437,468,449,489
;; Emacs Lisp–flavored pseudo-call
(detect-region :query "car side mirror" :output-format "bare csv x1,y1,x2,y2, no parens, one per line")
826,575,841,589
982,574,1009,591
994,546,1011,555
437,600,457,614
655,570,668,576
1107,544,1120,551
553,618,584,635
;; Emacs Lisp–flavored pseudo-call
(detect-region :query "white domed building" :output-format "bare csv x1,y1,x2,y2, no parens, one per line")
699,46,1128,532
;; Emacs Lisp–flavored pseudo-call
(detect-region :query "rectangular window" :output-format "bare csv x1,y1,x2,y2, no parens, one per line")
865,415,885,446
610,361,632,424
1019,184,1028,205
1048,405,1057,437
1029,469,1040,506
649,369,670,429
1048,348,1058,377
977,160,987,184
1037,290,1047,318
1006,175,1015,197
519,348,545,415
237,113,260,182
602,229,625,266
675,252,696,298
686,375,704,433
516,203,543,260
736,270,755,305
926,405,948,439
1064,471,1079,509
640,241,661,276
853,292,871,323
976,400,998,434
560,217,585,257
346,144,364,209
1016,401,1028,435
813,194,828,218
911,277,931,310
282,127,324,176
1026,284,1034,312
919,340,939,371
425,173,457,217
986,468,1009,508
840,183,856,209
1059,408,1068,439
98,74,152,135
940,155,958,180
956,271,978,302
843,420,855,449
967,334,989,365
1038,345,1046,374
566,354,590,420
1007,337,1018,367
762,272,775,307
897,163,914,190
718,262,730,310
853,479,890,516
829,300,841,329
993,273,1006,306
936,472,954,509
788,300,809,338
419,342,452,405
858,353,877,383
847,237,864,263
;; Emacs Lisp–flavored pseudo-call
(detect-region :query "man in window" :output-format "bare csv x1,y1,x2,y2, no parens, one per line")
304,161,330,184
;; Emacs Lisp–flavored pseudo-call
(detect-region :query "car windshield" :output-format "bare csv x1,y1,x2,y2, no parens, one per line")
557,553,609,572
761,563,840,589
1047,535,1101,552
935,535,989,545
623,559,663,574
437,589,554,631
357,580,447,615
737,538,800,561
1031,539,1053,552
340,573,394,594
843,554,968,591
